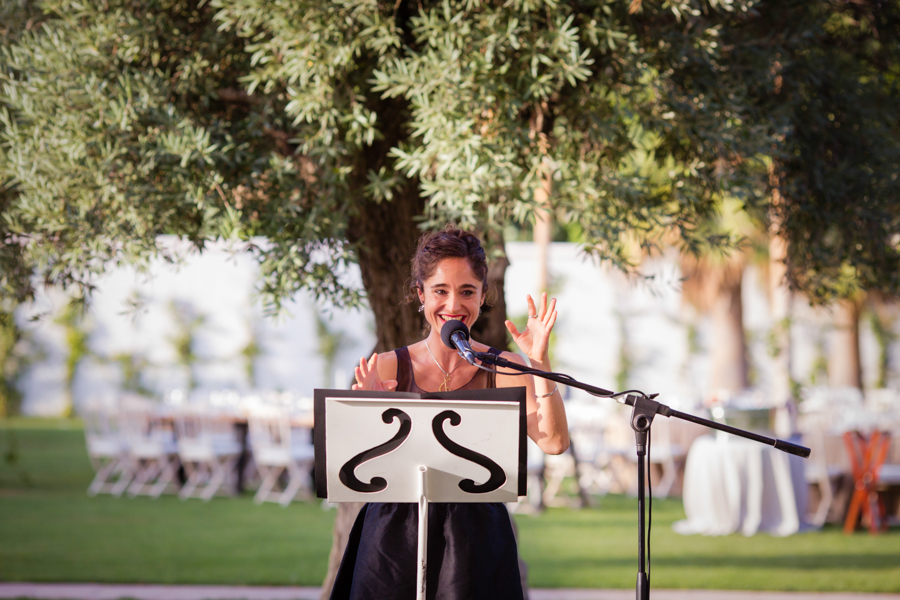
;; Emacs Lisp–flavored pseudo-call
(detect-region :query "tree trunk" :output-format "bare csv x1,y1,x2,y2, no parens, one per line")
769,238,794,402
708,276,749,398
868,295,899,389
681,255,749,401
531,101,553,296
347,182,427,353
470,227,510,350
533,179,553,295
318,501,366,600
828,298,863,390
768,177,794,403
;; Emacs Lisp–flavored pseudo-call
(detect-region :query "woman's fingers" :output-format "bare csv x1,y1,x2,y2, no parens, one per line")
355,353,380,389
505,319,521,338
546,310,557,331
544,297,557,324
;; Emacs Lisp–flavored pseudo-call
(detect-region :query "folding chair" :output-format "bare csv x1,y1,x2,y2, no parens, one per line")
843,430,900,534
82,402,131,496
646,417,686,498
798,412,848,526
540,401,629,507
118,400,180,498
174,406,242,501
247,407,315,506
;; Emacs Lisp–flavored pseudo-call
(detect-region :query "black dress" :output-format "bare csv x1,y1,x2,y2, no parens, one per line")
329,346,525,600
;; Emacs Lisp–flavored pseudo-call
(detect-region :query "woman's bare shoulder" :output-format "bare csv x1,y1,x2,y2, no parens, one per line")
379,349,400,360
497,349,525,364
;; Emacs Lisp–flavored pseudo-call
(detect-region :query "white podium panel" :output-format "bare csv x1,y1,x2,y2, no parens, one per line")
314,388,526,503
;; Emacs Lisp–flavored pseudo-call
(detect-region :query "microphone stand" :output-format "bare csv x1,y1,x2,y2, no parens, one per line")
474,351,810,600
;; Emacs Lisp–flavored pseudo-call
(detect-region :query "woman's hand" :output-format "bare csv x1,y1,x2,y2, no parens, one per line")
505,293,557,365
351,353,398,392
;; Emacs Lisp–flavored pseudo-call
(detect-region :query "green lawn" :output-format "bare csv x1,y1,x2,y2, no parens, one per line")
2,419,899,592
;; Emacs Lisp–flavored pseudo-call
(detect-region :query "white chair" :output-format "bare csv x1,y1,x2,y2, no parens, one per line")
645,417,686,498
118,400,180,498
599,408,686,498
572,422,632,499
174,406,242,501
82,403,131,496
536,400,630,508
798,410,850,526
247,407,315,506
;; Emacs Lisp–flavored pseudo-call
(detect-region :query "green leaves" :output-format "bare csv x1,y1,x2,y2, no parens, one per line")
0,0,353,312
3,0,898,316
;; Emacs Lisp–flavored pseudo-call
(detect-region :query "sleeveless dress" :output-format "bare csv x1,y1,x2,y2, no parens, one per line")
329,346,525,600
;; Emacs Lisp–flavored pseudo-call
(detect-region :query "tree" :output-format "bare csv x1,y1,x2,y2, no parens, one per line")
1,0,763,320
4,0,900,593
755,1,900,391
759,1,900,302
827,295,864,389
680,197,768,399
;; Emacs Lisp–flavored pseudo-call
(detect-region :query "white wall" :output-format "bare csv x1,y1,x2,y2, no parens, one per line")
13,240,898,415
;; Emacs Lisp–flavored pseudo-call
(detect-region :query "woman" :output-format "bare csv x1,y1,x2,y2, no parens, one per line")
330,226,569,600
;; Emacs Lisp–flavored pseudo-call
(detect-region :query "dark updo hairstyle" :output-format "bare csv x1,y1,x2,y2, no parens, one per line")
408,225,490,303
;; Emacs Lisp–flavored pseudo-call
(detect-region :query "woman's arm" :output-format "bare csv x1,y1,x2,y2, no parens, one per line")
496,293,569,455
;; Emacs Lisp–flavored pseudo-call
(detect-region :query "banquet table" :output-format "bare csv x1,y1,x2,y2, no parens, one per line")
673,434,809,536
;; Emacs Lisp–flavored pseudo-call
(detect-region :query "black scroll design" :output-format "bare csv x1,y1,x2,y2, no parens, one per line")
432,410,507,494
338,408,412,493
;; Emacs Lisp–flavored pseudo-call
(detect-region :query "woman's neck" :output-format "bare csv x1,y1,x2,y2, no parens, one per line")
424,330,464,369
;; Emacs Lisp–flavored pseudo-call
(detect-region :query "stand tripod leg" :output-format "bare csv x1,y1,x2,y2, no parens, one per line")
631,398,655,600
417,466,428,600
636,450,649,600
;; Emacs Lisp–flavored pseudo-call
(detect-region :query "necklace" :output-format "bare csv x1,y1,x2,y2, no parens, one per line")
424,339,464,392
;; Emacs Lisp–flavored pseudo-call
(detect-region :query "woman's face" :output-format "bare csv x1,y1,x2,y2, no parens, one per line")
417,257,485,332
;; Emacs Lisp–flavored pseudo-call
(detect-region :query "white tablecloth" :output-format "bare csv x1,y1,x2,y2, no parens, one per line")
673,434,809,536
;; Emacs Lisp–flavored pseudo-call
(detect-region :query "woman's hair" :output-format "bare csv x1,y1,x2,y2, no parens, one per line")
408,225,490,303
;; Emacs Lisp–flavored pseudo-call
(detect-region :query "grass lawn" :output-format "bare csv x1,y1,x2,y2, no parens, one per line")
2,418,900,592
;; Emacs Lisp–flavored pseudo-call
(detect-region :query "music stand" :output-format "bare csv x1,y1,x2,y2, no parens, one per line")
314,387,527,600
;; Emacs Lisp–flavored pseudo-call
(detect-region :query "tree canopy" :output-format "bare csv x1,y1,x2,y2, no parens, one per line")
2,0,899,329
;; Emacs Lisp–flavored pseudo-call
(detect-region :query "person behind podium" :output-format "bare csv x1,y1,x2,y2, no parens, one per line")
329,226,570,600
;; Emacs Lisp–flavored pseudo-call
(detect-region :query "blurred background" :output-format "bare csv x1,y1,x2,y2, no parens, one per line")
2,0,900,597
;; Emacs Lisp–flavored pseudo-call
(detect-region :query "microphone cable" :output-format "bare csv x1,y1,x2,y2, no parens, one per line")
647,427,652,586
468,351,655,583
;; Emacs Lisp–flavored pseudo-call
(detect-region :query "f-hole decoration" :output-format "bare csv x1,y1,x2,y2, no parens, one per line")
339,408,412,493
432,410,506,493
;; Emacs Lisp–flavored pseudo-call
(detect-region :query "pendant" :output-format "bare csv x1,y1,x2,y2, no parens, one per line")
439,374,452,392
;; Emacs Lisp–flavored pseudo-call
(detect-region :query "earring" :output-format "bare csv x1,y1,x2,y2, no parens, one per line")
418,304,425,313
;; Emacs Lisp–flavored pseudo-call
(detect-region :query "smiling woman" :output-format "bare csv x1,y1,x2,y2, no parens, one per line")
334,226,569,600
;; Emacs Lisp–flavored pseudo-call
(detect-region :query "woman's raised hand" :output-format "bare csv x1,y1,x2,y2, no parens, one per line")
505,293,557,365
352,353,398,392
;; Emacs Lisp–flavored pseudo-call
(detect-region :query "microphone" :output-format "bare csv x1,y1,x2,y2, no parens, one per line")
440,320,478,366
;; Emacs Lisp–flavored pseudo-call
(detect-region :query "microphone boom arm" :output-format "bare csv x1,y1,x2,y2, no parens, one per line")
473,351,810,458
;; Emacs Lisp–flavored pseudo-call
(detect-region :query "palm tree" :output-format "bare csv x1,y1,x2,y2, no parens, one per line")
681,248,749,400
